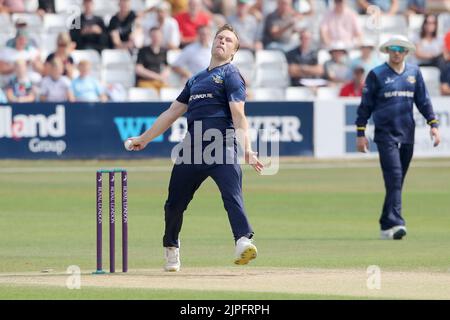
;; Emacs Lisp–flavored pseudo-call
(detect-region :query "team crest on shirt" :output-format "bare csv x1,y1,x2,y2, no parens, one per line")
212,74,224,84
406,76,416,84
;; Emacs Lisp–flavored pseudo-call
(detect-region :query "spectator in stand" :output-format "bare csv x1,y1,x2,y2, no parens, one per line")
406,0,426,15
0,28,44,84
350,39,382,73
175,0,211,47
0,87,6,103
323,41,352,85
5,60,36,103
320,0,362,49
339,64,365,97
286,29,323,86
262,0,303,52
70,0,109,53
45,32,76,79
294,0,315,15
227,0,263,52
139,1,181,50
40,58,74,102
168,0,188,15
0,0,25,13
37,0,56,16
171,24,212,82
6,19,38,49
357,0,398,15
249,0,264,22
250,0,279,21
135,27,170,92
108,0,137,50
439,32,450,96
410,14,442,67
72,60,108,102
203,0,235,17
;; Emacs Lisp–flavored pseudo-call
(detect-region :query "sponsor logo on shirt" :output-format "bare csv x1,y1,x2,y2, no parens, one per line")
212,75,224,84
407,76,416,84
189,93,214,102
384,91,414,98
384,77,395,84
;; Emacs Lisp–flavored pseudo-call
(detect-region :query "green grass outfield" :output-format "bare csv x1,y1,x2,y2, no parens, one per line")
0,158,449,300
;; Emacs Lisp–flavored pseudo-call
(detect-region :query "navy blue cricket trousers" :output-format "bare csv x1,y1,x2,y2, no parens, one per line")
376,141,414,230
162,162,254,248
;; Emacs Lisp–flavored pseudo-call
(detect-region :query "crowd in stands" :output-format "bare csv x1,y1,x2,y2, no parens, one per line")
0,0,449,104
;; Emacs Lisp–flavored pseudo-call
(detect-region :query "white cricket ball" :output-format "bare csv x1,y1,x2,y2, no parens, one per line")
124,139,134,151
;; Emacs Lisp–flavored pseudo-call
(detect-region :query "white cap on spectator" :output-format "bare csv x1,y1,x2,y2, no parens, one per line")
379,35,415,53
328,41,348,52
360,38,376,48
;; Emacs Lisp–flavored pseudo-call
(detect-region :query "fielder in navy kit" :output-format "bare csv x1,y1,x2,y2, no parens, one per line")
356,35,441,240
126,24,263,271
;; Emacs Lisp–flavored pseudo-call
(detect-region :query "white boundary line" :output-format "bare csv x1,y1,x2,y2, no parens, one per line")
1,162,450,174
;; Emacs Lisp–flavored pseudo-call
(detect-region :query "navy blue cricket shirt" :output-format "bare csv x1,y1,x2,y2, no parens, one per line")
176,63,246,134
356,62,439,144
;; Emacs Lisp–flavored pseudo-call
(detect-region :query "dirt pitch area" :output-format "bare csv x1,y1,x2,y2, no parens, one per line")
1,267,450,299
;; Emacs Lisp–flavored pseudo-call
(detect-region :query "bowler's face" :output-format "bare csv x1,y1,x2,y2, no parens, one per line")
212,30,238,60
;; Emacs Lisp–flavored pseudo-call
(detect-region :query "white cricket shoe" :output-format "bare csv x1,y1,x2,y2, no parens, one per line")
234,237,257,265
380,226,407,240
164,247,180,272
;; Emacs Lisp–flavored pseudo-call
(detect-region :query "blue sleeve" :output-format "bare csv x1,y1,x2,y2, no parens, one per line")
176,80,191,104
414,69,439,128
355,70,377,136
95,80,104,95
440,66,450,84
225,70,246,102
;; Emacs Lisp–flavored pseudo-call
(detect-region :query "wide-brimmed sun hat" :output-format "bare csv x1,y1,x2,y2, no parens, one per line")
379,35,415,53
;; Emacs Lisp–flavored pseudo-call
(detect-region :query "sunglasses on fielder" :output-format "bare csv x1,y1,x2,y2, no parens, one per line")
388,46,407,53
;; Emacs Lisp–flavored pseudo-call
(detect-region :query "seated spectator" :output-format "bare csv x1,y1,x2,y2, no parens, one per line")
249,0,264,22
45,32,76,79
250,0,279,21
108,0,136,50
203,0,235,16
72,60,108,102
5,60,36,103
286,29,324,86
262,0,303,52
406,0,426,15
175,0,211,47
410,14,442,67
357,0,398,15
339,64,365,96
0,28,44,84
439,32,450,96
227,0,263,52
323,42,352,84
0,87,7,104
171,24,212,82
40,58,74,102
139,1,181,50
0,0,25,13
37,0,56,16
135,27,170,92
351,39,383,73
167,0,188,16
320,0,362,49
70,0,109,53
6,19,38,49
295,0,315,15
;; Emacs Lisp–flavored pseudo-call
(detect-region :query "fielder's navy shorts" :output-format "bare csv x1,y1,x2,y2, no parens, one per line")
376,141,414,230
162,161,254,248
